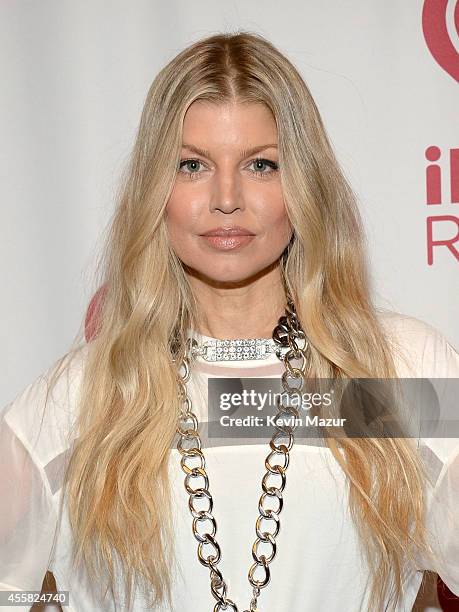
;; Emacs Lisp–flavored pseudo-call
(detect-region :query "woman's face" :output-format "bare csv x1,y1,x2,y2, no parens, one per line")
165,100,293,285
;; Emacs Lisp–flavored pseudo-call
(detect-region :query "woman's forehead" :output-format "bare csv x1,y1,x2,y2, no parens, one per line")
181,101,278,150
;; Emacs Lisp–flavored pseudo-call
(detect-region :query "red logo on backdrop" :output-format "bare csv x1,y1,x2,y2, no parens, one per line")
422,1,459,265
422,0,459,82
85,284,106,341
425,146,459,265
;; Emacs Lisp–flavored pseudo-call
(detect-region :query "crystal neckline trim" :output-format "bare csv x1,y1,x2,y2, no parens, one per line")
188,334,281,362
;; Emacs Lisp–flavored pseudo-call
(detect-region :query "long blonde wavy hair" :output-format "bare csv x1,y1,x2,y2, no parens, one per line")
46,31,434,611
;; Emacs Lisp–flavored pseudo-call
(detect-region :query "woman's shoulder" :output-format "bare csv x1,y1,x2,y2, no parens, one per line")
1,343,89,469
375,308,459,379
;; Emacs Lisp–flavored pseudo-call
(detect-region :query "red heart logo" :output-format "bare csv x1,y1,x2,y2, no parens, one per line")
422,0,459,82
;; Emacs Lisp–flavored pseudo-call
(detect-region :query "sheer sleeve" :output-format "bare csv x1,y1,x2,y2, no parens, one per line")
0,409,58,601
425,445,459,595
415,323,459,595
0,346,86,610
382,314,459,594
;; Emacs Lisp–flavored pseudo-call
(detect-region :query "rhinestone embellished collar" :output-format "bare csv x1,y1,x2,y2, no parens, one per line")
188,335,283,362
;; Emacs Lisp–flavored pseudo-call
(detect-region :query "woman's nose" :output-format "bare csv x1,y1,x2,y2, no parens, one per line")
209,167,244,214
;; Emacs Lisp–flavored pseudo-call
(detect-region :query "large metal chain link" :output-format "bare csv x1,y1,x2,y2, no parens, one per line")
175,297,309,612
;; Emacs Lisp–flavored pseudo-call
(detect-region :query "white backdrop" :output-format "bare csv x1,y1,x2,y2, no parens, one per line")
1,1,458,406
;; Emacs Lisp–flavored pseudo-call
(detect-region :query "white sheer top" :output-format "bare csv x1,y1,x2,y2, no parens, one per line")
0,311,458,611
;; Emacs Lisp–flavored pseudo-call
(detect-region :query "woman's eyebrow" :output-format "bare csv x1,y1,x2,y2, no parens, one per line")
181,143,278,158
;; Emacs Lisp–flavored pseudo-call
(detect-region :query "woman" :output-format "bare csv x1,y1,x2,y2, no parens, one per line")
1,31,458,612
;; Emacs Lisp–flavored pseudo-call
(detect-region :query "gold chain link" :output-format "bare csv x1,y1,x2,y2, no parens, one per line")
175,298,309,612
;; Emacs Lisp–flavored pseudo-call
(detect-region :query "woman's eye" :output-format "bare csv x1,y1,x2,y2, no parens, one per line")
249,158,279,177
178,159,205,178
178,157,279,179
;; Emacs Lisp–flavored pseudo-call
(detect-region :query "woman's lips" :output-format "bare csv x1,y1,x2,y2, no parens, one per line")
200,235,255,250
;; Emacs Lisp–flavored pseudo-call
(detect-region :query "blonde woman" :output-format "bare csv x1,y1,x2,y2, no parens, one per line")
1,31,458,612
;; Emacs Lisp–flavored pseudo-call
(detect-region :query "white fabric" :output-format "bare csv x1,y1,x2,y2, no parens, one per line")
0,311,458,611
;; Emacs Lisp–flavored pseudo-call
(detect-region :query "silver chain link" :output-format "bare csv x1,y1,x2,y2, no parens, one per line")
174,298,309,612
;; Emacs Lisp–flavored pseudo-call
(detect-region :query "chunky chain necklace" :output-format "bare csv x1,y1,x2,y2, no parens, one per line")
175,298,309,611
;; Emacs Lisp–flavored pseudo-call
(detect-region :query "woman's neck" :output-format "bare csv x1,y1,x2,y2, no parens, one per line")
189,268,288,340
